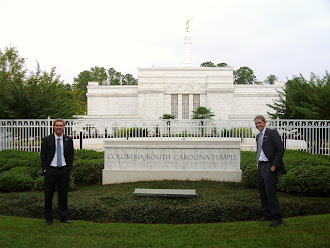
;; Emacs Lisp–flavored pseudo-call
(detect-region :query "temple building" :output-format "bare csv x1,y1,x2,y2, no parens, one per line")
83,26,284,120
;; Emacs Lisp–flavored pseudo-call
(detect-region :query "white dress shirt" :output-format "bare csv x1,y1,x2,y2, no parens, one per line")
258,127,269,162
50,134,67,167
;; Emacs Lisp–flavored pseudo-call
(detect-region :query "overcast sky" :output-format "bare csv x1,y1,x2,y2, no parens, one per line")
1,0,329,84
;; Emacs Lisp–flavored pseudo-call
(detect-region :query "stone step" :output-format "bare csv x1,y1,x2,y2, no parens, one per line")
133,188,197,198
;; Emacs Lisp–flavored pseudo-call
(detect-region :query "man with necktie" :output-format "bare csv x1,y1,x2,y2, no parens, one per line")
41,118,74,225
254,115,286,227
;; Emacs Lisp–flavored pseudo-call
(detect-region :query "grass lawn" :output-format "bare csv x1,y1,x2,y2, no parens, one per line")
0,214,329,248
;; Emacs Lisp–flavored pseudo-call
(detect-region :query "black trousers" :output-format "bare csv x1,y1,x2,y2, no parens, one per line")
257,161,282,221
44,166,71,221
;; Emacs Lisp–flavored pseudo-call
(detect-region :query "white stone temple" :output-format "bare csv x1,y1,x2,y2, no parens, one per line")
84,26,284,120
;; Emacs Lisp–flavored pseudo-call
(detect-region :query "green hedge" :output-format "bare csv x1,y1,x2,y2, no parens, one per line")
0,167,34,192
0,149,101,192
32,174,75,191
72,159,103,185
0,149,329,223
283,150,329,168
241,150,330,196
0,150,40,173
278,164,330,196
75,149,104,160
0,181,329,224
1,149,329,196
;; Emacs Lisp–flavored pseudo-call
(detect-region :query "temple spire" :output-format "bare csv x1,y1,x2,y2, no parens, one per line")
182,18,194,67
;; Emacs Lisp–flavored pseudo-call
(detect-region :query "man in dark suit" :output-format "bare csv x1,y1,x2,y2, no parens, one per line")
254,115,286,227
41,118,74,225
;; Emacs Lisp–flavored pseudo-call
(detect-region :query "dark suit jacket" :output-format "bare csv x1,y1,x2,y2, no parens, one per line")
256,128,287,174
41,134,74,172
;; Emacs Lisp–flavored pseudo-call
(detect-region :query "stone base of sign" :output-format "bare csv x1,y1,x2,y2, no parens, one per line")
103,170,242,184
103,140,241,184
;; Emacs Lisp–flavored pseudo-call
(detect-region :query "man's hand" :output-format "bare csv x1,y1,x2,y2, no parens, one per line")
271,166,276,172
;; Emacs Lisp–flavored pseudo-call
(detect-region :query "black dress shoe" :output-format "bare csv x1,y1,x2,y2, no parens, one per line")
269,220,283,227
256,216,272,221
60,219,72,223
46,220,53,225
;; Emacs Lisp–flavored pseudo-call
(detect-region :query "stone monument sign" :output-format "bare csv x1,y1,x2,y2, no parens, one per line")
103,140,241,184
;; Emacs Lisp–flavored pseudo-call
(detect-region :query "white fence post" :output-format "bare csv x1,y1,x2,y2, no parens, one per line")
102,118,106,147
47,116,51,136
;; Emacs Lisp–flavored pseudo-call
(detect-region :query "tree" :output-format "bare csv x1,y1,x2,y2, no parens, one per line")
68,83,86,114
264,74,278,85
192,106,215,119
0,47,28,118
267,72,330,154
73,66,138,110
233,66,257,84
72,70,93,112
0,46,81,118
0,77,29,118
108,67,122,85
216,63,229,67
26,65,80,118
122,73,138,85
200,61,216,67
75,67,138,87
90,66,108,83
161,114,175,119
192,106,215,137
0,46,26,83
200,61,229,67
73,70,92,92
201,62,258,84
267,72,330,120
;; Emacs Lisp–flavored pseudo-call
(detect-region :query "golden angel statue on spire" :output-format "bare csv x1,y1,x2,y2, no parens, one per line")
186,18,194,32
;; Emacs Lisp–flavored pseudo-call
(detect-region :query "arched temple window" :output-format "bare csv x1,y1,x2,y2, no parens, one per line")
171,94,178,119
182,94,189,119
193,94,200,111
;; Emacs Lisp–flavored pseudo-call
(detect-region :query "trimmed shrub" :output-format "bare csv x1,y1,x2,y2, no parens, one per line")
0,149,98,192
72,159,103,185
278,164,330,196
241,150,330,196
75,149,104,160
241,151,258,189
280,150,329,196
69,202,108,221
33,176,45,190
0,167,34,192
283,150,329,168
0,150,40,173
241,163,258,188
33,174,75,191
240,151,257,171
0,181,330,223
1,149,329,197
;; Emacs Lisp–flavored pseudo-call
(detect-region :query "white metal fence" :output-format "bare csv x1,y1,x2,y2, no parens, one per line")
0,118,329,155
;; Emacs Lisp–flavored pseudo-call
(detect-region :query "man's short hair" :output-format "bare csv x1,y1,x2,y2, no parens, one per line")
53,118,65,126
254,115,266,123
